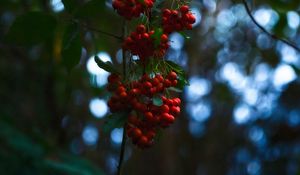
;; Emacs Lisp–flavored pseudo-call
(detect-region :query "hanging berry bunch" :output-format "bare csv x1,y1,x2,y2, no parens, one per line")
96,0,196,149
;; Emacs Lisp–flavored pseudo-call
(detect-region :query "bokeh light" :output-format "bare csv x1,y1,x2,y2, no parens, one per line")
89,98,108,118
82,125,99,146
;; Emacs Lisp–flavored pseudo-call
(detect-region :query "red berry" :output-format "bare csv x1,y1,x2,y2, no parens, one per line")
161,34,168,42
173,98,181,106
164,79,172,88
155,74,164,82
152,78,160,86
180,5,189,13
138,136,148,147
145,130,156,139
160,104,169,113
163,9,171,17
170,106,180,115
119,92,127,98
117,86,126,94
137,24,146,33
143,81,152,88
171,80,178,86
132,128,142,139
144,112,153,120
168,71,177,80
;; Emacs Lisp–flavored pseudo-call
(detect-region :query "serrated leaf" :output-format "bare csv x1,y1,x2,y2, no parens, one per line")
62,23,82,71
103,112,127,134
94,56,119,74
6,12,57,45
153,95,163,106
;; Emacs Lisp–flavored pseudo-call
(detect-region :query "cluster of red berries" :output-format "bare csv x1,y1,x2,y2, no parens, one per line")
112,0,155,20
109,0,194,149
107,71,181,148
162,5,196,34
126,95,181,148
123,25,169,61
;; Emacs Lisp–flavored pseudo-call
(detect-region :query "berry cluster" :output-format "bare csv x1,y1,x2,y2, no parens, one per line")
109,0,195,148
107,72,181,148
112,0,155,20
162,5,196,34
123,25,169,61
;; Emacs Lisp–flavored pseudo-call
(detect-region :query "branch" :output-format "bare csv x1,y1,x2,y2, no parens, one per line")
242,0,300,52
70,19,123,40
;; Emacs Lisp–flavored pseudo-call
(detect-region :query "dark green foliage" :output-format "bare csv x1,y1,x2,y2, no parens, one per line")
95,56,120,74
62,23,82,71
6,12,57,45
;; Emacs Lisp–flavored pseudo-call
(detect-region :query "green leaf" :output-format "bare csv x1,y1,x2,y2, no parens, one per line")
44,153,105,175
153,95,163,106
75,0,106,20
151,28,163,47
164,60,189,89
62,0,79,13
290,64,300,75
165,60,184,73
179,31,190,39
176,73,189,90
103,112,127,134
168,87,183,92
61,23,82,71
6,12,57,45
94,56,119,74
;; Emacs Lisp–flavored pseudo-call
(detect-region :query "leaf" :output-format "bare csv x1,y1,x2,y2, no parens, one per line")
165,60,184,73
75,0,106,20
151,28,163,47
179,31,190,39
44,153,105,175
61,23,82,71
6,12,57,45
164,60,189,89
176,74,189,90
94,56,119,74
103,112,127,134
62,0,79,13
168,87,183,92
153,95,163,106
290,64,300,75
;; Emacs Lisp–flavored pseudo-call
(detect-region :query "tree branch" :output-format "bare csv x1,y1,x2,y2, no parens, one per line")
70,19,123,40
242,0,300,52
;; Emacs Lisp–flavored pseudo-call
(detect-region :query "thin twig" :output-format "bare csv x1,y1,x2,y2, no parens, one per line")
242,0,300,52
70,19,123,40
81,24,123,40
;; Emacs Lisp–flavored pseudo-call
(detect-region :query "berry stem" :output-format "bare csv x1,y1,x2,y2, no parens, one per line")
117,19,128,175
117,124,127,175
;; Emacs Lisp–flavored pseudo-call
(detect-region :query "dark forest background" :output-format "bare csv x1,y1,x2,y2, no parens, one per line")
1,0,300,175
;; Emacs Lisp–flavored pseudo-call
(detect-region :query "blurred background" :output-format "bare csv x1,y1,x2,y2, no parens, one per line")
1,0,300,174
